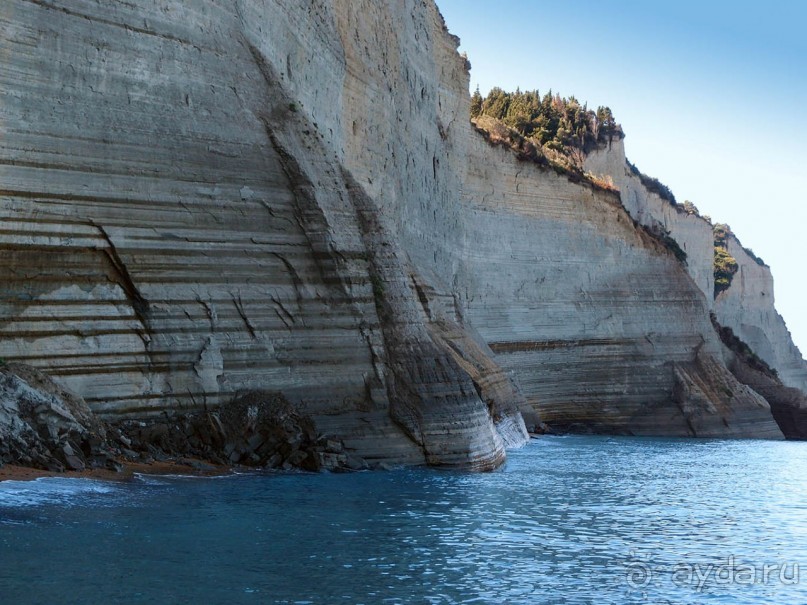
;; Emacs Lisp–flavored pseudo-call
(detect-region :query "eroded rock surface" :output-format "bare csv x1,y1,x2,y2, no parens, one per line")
0,363,112,471
585,139,807,393
0,363,376,472
0,0,804,472
0,0,525,470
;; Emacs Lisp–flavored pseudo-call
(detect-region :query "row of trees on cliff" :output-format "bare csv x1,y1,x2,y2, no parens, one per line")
470,87,622,154
469,87,768,285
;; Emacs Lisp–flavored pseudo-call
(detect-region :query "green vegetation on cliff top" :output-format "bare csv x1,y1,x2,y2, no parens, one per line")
713,222,767,298
714,223,739,297
470,87,621,193
471,86,767,277
471,87,622,153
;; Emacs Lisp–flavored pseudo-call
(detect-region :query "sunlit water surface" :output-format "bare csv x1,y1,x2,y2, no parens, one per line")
2,436,807,604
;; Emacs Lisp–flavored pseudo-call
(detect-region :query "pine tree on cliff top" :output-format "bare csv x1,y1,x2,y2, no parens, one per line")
470,86,483,118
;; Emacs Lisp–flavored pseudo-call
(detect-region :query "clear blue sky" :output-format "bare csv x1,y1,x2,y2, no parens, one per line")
438,0,807,356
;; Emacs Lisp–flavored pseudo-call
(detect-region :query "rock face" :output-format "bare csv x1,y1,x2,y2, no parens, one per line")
714,239,807,393
0,363,374,473
0,363,110,471
712,318,807,440
0,0,525,470
460,137,782,439
585,140,807,393
0,0,803,471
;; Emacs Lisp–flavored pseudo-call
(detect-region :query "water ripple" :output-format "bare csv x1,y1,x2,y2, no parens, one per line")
1,437,807,604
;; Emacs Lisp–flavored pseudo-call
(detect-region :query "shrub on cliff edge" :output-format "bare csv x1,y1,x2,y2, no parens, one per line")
714,223,739,297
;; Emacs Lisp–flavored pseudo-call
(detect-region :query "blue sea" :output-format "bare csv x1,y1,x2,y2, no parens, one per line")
2,436,806,604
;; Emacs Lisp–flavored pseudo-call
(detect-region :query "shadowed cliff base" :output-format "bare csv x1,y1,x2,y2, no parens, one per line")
712,315,807,440
0,362,369,474
0,360,523,475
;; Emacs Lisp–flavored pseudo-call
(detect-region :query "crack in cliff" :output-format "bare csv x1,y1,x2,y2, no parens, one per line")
269,296,295,330
84,220,157,388
89,221,151,332
271,252,306,310
244,39,354,303
232,294,258,340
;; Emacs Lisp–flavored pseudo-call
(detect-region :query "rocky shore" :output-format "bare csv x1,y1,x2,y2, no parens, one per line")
0,459,230,484
0,363,373,478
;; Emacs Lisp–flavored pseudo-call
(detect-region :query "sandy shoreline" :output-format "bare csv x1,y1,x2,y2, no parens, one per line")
0,459,234,484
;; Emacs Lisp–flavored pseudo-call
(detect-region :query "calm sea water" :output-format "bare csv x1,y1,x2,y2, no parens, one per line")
2,436,807,605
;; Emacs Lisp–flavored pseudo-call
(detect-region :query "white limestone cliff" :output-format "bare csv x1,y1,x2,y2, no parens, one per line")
715,239,807,392
0,0,801,471
585,140,807,393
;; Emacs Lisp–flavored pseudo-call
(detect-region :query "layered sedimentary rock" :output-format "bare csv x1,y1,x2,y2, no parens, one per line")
459,136,781,438
585,141,807,393
584,139,717,299
0,0,802,471
0,0,525,470
713,319,807,439
714,239,807,392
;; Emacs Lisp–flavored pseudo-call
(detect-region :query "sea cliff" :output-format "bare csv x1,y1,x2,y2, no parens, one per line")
1,0,804,472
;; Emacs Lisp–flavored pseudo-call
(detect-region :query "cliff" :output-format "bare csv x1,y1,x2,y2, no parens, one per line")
0,0,524,471
0,0,803,472
585,140,807,393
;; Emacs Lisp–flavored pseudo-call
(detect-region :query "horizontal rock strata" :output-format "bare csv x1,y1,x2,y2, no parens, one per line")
0,0,804,472
585,140,807,393
459,137,783,438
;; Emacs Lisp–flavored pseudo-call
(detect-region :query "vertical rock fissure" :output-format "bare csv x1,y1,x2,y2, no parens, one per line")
91,221,150,329
89,221,154,376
